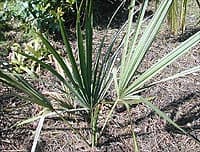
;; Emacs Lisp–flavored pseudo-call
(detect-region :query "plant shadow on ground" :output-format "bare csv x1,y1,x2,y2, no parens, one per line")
164,91,200,133
96,91,200,147
177,27,200,42
1,87,200,150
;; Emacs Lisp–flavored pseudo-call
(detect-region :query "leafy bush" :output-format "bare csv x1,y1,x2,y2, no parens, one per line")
0,0,76,33
9,37,49,75
1,0,131,33
0,1,12,40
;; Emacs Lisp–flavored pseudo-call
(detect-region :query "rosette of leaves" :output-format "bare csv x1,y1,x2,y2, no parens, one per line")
0,0,200,150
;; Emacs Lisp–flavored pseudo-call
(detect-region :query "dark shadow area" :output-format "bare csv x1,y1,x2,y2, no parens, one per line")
177,27,200,42
97,91,200,147
162,92,200,120
92,0,129,28
92,0,153,29
98,132,132,147
136,92,200,134
164,92,200,132
62,0,154,30
0,23,12,41
128,92,200,132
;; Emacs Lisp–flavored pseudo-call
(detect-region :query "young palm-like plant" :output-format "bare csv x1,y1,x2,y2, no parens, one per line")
118,0,200,99
100,0,200,150
0,0,122,148
0,0,200,150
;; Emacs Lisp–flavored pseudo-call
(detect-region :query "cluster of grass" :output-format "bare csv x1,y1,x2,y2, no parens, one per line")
167,0,200,34
0,0,200,151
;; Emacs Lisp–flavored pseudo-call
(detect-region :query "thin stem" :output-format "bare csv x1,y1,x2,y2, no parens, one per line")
91,105,100,147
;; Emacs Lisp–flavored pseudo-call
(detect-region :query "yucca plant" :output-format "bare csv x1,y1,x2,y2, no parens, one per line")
100,0,200,150
0,0,200,150
0,0,120,148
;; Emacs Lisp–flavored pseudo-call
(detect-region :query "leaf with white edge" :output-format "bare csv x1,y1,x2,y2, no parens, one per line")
149,65,200,86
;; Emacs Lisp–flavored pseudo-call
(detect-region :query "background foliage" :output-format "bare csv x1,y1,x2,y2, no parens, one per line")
0,0,76,33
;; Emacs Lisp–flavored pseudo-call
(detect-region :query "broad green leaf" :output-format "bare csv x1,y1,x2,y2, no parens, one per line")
85,0,93,96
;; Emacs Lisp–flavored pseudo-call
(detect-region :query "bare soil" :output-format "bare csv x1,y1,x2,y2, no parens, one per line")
0,2,200,152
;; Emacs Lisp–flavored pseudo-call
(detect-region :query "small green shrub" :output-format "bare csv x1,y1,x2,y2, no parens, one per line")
9,37,49,75
0,0,76,33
